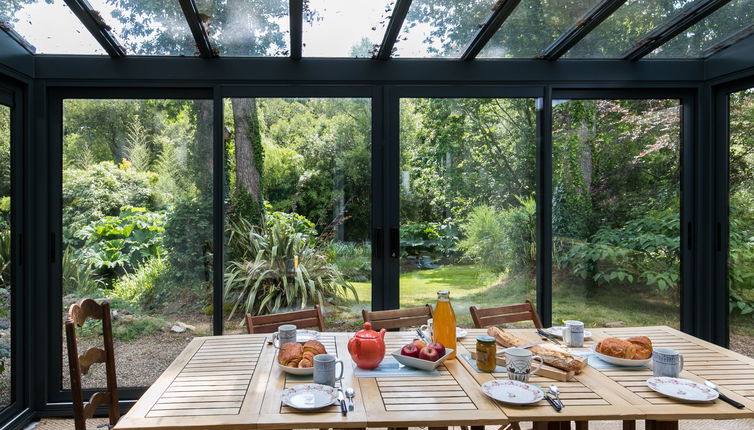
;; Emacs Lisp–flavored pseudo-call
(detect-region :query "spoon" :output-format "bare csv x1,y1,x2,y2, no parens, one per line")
549,385,564,409
704,381,744,408
345,387,356,411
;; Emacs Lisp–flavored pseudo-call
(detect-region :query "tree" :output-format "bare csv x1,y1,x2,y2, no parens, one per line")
231,98,263,222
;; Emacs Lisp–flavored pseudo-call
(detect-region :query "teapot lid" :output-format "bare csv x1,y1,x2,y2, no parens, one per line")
355,322,382,338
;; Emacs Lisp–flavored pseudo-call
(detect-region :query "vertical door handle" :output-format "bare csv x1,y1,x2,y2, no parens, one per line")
373,228,382,258
390,228,399,259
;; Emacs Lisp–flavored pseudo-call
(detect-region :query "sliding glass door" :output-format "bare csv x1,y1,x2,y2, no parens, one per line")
0,100,12,411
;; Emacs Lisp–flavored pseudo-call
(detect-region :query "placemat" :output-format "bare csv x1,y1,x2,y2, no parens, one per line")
460,353,506,373
573,351,650,370
353,357,441,378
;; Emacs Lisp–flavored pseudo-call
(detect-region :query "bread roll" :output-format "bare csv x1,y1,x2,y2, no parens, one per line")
278,342,304,367
626,336,653,359
596,338,637,359
487,327,586,373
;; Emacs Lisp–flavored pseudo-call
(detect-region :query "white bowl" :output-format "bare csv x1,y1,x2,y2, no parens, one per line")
391,348,454,371
591,344,651,367
276,360,314,375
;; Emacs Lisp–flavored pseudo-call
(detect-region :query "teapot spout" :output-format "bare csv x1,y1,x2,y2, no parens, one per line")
378,328,386,340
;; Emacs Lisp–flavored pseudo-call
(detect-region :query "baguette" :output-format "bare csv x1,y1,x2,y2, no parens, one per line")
487,327,586,373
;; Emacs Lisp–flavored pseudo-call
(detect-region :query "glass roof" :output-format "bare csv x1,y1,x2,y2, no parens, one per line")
564,0,698,58
394,0,494,58
478,0,604,58
196,0,289,56
303,0,391,58
0,0,104,55
647,0,754,58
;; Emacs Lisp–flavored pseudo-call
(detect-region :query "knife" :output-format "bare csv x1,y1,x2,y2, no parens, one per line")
537,328,562,346
337,388,347,415
705,381,745,409
543,392,562,412
416,328,429,343
497,342,543,354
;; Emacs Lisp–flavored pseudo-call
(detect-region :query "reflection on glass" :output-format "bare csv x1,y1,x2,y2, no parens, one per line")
0,105,11,409
0,0,104,54
648,0,754,58
552,99,681,327
196,0,289,56
396,0,493,57
304,0,392,58
86,0,195,56
222,98,370,334
728,88,754,358
479,0,602,58
62,99,213,389
399,98,537,326
564,0,697,58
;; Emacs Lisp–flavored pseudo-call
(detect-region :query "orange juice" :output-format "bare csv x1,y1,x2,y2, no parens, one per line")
432,290,457,359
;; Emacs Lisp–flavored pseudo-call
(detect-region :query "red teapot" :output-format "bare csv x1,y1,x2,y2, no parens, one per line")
348,322,387,369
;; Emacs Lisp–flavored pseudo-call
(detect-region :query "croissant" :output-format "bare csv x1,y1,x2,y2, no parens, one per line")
303,340,327,356
278,342,304,367
298,357,313,368
626,336,653,359
596,337,637,359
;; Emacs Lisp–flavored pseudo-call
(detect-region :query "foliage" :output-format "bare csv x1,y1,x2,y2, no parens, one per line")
400,221,458,257
162,198,212,297
0,230,9,291
224,213,358,318
125,116,153,172
325,242,371,282
110,258,168,311
62,246,104,297
112,316,166,342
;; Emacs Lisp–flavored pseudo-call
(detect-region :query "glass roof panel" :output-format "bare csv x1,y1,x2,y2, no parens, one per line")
304,0,391,58
195,0,289,57
563,0,698,58
478,0,604,58
85,0,195,56
394,0,494,58
647,0,754,58
0,0,105,54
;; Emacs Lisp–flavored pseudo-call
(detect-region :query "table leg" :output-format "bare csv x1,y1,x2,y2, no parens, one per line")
575,421,588,430
622,420,637,430
428,427,449,430
532,422,570,430
646,420,679,430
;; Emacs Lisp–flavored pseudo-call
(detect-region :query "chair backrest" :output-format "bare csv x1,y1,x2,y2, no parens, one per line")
361,305,433,331
469,300,544,329
245,305,326,334
65,298,119,430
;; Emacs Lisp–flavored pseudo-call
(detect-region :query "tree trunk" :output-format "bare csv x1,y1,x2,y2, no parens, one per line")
195,100,213,195
231,98,262,203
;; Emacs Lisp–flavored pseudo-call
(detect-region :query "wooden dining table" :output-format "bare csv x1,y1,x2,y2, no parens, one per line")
114,326,754,430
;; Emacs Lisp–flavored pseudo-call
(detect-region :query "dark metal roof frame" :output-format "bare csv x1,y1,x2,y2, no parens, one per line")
63,0,126,58
622,0,733,61
0,22,35,55
290,0,303,60
376,0,412,60
538,0,627,60
179,0,217,58
462,0,524,61
703,24,754,58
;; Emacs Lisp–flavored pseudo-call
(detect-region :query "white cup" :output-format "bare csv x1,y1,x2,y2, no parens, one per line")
420,318,433,342
272,324,297,348
504,347,544,382
653,347,684,377
563,320,584,347
313,354,344,387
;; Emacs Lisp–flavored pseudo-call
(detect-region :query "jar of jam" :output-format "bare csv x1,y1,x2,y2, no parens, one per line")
476,335,497,372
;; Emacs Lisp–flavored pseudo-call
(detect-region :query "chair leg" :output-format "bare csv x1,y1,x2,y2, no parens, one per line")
646,420,678,430
575,421,588,430
623,420,637,430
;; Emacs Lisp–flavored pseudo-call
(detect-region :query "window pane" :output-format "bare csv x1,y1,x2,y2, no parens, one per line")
62,99,213,389
396,0,494,58
0,0,105,54
399,98,537,326
0,104,11,409
223,98,371,334
552,99,681,328
479,0,603,58
648,0,754,58
196,0,289,57
303,0,391,58
729,87,754,358
85,0,195,56
564,0,697,58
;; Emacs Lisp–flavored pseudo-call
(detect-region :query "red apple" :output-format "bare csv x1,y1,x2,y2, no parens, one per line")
419,346,440,361
412,339,427,349
401,343,421,358
427,342,446,358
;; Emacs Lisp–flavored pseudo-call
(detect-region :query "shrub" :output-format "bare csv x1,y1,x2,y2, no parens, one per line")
0,229,9,291
62,246,104,297
730,205,754,318
400,221,457,257
112,316,165,342
110,258,168,311
325,241,371,281
162,198,212,297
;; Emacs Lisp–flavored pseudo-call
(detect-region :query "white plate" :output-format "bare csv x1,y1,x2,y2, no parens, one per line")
591,344,651,367
481,380,544,405
422,328,468,340
281,383,338,410
546,326,593,340
391,348,454,371
296,329,320,343
647,377,719,402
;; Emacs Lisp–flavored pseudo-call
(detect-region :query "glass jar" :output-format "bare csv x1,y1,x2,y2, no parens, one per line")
476,335,497,372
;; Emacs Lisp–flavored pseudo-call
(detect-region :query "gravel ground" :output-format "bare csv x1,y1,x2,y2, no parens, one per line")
729,334,754,358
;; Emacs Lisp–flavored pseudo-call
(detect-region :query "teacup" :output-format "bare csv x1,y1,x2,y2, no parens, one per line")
272,324,297,348
504,347,544,382
420,319,433,342
653,347,683,377
313,354,344,387
563,320,585,347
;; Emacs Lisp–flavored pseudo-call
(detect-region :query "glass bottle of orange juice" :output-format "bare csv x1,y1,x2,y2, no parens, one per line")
432,290,457,359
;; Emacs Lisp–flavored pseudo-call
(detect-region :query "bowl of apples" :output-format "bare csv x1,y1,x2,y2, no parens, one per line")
391,339,454,371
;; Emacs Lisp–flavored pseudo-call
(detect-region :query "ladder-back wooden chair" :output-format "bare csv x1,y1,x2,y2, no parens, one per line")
65,298,119,430
362,304,433,331
246,305,326,334
469,300,544,329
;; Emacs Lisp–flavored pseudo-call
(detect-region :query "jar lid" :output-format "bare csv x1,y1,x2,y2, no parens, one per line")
477,335,496,344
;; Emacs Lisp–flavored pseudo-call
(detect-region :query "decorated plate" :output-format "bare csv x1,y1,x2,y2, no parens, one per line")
591,344,651,367
281,383,338,410
647,377,719,402
481,380,544,405
546,326,593,340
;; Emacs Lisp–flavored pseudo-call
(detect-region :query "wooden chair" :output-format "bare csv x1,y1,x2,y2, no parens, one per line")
245,305,326,334
469,300,544,329
361,304,433,330
65,298,120,430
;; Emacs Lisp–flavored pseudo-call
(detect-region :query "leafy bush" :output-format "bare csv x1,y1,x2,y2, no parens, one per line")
62,246,104,297
110,258,168,311
0,229,9,291
162,198,212,296
729,204,754,317
224,213,358,318
400,221,457,257
113,316,166,342
325,241,371,282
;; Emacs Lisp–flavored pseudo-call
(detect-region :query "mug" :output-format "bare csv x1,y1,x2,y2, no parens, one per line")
313,354,344,387
504,347,544,382
272,324,297,348
420,318,433,342
653,347,684,377
563,320,585,347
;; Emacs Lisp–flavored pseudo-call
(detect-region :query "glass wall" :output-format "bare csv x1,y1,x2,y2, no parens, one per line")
551,99,681,328
61,99,213,389
0,104,10,409
399,98,537,327
222,98,371,333
728,87,754,358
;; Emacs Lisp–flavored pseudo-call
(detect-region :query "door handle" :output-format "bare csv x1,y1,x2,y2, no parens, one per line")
390,228,399,259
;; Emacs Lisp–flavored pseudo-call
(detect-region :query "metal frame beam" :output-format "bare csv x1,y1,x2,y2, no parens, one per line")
290,0,303,59
462,0,523,61
538,0,627,60
622,0,733,61
63,0,126,58
376,0,412,60
0,22,36,55
703,24,754,58
179,0,216,58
